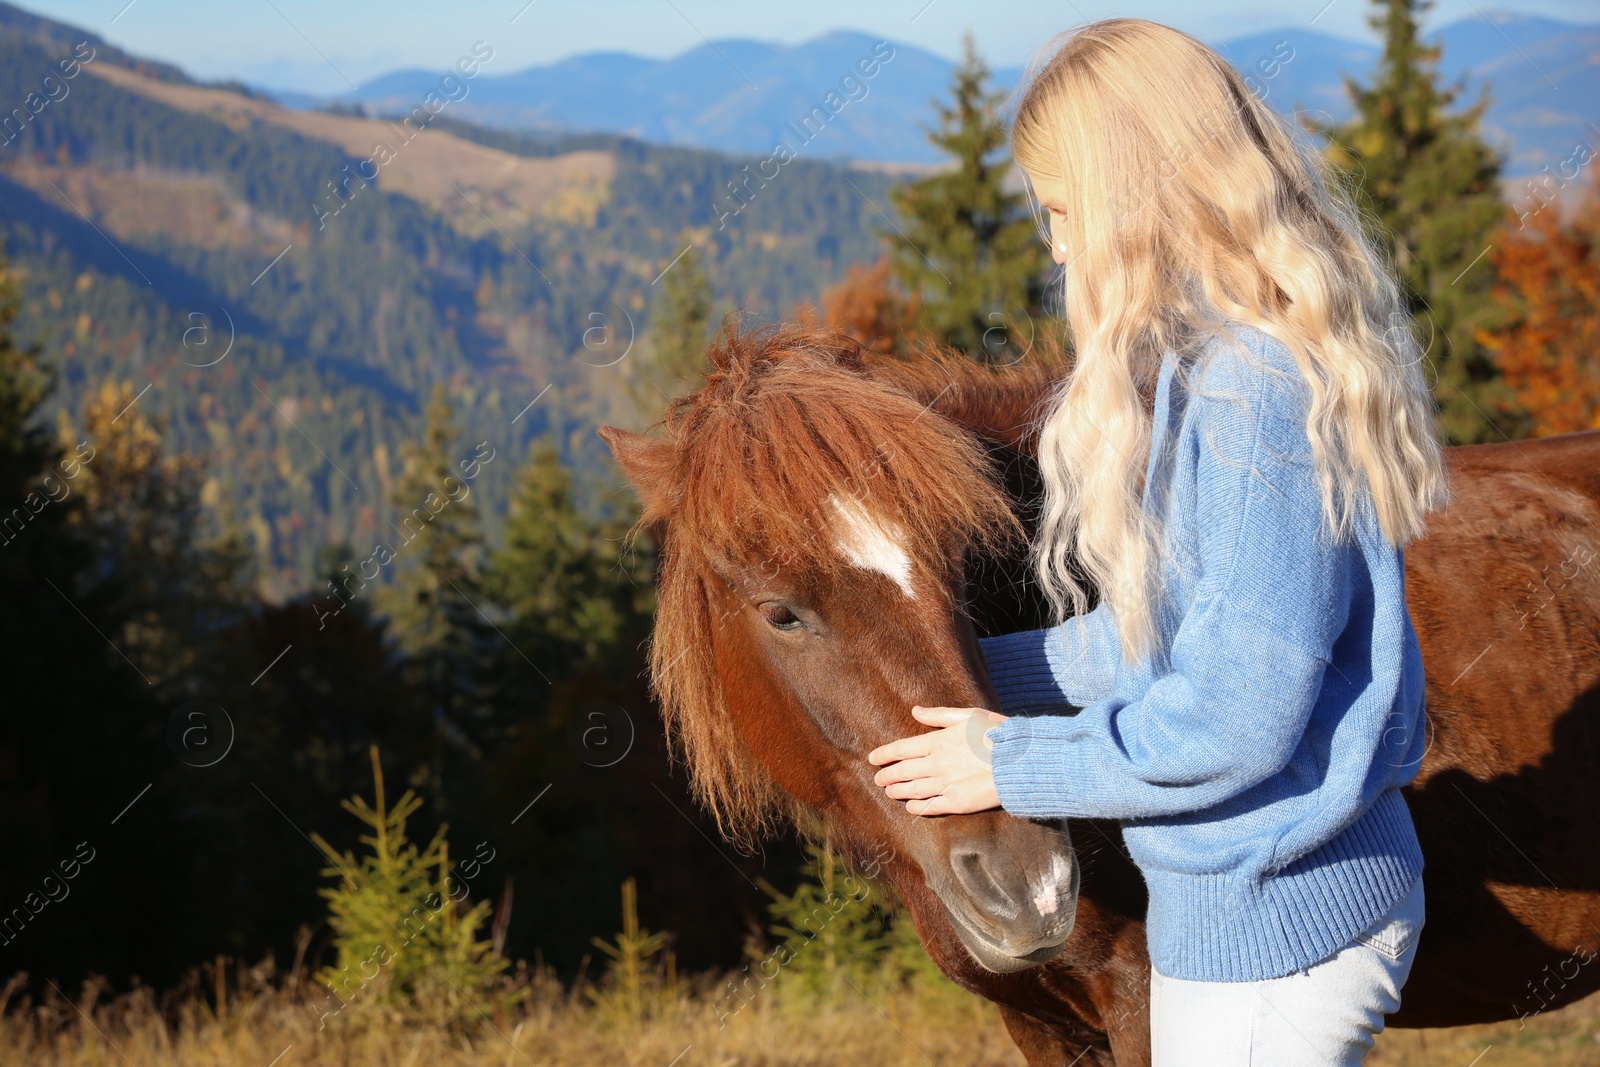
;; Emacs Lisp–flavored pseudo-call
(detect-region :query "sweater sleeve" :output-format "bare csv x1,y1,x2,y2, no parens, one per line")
987,340,1358,821
979,603,1122,713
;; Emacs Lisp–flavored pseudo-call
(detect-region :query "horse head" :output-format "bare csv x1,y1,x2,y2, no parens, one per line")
600,321,1077,979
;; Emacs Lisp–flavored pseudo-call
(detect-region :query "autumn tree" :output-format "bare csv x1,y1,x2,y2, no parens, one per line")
888,33,1048,361
60,380,251,687
1479,167,1600,436
796,256,921,357
1318,0,1509,442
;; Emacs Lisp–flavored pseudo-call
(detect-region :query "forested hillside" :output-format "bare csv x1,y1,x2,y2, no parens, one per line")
0,5,897,596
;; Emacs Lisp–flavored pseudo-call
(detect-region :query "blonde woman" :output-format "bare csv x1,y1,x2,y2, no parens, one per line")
869,18,1445,1065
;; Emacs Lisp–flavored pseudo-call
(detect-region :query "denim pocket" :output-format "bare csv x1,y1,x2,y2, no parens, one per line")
1355,878,1425,961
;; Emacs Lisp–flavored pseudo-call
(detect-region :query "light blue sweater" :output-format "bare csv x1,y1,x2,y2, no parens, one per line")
981,322,1428,983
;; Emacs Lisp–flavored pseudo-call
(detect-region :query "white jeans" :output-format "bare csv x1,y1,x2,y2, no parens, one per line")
1150,876,1424,1066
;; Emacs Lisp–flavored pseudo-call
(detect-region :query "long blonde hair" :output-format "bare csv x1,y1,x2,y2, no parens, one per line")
1011,18,1447,663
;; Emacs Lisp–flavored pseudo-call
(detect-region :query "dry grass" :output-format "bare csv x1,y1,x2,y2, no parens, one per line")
0,961,1025,1067
4,964,1596,1066
1372,990,1600,1066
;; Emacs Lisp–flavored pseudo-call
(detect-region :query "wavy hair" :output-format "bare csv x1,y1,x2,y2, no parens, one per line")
1010,18,1448,662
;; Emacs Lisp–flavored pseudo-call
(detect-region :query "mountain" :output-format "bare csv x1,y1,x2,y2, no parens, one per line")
318,15,1598,177
0,4,901,597
343,30,972,167
1216,13,1600,178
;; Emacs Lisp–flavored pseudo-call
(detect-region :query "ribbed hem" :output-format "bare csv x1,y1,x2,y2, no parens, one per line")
1143,788,1424,982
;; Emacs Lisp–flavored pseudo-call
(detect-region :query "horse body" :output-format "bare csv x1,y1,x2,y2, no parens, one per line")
603,324,1600,1064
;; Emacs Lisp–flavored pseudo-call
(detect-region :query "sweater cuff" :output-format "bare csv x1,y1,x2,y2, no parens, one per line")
979,630,1080,716
986,714,1084,820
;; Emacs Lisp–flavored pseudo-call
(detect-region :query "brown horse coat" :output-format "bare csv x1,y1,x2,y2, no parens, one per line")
603,323,1600,1065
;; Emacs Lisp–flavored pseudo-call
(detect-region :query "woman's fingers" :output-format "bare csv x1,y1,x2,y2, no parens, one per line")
884,777,944,801
868,733,933,766
911,705,980,727
906,778,999,817
872,754,931,787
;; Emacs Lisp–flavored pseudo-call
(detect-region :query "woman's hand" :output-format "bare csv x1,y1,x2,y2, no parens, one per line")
868,705,1008,816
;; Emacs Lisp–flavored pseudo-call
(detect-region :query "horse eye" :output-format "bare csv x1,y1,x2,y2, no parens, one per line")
761,604,804,631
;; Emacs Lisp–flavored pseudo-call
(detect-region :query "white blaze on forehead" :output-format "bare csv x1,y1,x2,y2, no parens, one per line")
827,494,916,600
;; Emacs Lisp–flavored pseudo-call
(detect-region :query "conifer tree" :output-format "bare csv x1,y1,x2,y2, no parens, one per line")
1319,0,1509,442
0,263,54,511
587,877,675,1025
631,241,715,420
483,441,648,674
61,381,251,686
380,385,494,764
888,32,1048,361
758,839,893,1001
310,746,511,1029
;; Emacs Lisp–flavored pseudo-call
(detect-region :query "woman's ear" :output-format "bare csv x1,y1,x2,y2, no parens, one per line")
598,426,678,521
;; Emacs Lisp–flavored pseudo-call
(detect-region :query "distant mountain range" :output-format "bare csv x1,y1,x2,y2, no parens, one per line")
281,14,1600,177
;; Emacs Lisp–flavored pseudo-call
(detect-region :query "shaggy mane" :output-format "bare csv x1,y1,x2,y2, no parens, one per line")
646,320,1059,846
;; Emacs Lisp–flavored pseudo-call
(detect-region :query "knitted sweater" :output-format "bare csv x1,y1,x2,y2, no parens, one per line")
981,322,1428,983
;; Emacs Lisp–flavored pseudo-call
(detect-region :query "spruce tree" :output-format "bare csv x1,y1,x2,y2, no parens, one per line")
380,385,494,767
888,32,1048,361
631,240,715,420
310,746,511,1030
1320,0,1509,443
483,441,648,675
758,839,895,1002
61,381,251,687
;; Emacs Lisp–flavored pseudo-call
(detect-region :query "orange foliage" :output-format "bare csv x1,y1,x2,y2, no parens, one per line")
1480,166,1600,436
794,257,920,356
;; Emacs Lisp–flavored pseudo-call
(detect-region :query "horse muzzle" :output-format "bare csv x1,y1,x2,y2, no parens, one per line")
933,823,1079,973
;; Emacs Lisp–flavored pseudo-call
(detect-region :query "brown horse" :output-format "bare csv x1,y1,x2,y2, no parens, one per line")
600,322,1600,1065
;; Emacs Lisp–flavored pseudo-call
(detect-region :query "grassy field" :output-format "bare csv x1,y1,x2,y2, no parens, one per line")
4,962,1598,1066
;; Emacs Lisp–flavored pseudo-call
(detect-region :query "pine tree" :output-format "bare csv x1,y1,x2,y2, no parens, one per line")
59,381,251,687
587,877,675,1025
380,385,494,765
310,746,511,1030
1319,0,1509,443
888,32,1048,361
0,261,54,510
757,839,895,1003
631,240,715,421
483,441,648,674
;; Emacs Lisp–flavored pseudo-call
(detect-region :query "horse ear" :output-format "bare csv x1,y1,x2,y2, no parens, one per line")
598,426,678,521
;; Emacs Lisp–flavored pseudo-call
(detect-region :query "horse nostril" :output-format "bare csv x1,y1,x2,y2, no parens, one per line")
950,848,1023,922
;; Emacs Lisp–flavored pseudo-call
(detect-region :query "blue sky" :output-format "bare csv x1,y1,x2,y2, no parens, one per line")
17,0,1596,94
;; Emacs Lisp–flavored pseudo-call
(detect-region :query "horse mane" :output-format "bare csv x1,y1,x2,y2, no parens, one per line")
865,338,1066,452
647,319,1059,846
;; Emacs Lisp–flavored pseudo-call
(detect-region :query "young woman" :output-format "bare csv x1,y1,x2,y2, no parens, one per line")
868,18,1446,1065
